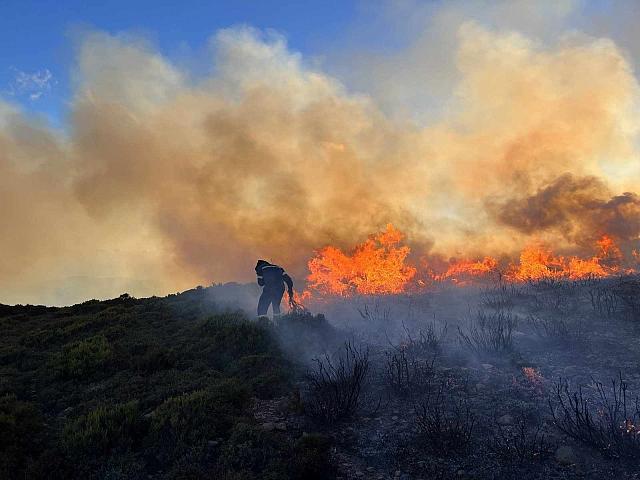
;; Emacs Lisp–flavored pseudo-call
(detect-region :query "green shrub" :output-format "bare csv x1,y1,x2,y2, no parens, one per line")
200,313,278,368
220,423,287,478
220,425,335,480
58,335,112,379
134,345,177,374
0,346,25,366
62,400,144,456
148,378,251,462
227,355,290,399
23,447,73,479
0,394,44,475
0,290,301,478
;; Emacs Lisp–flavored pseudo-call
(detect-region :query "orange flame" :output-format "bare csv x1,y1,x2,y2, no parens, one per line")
305,227,635,298
306,224,417,296
522,367,544,386
506,235,623,281
436,257,498,284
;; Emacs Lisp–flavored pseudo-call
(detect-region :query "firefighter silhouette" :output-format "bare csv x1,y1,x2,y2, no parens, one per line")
255,260,294,317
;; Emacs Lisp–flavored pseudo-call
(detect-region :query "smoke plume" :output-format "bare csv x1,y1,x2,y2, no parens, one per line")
2,3,640,305
489,174,640,246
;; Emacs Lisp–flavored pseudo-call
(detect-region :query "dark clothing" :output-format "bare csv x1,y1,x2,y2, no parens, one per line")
258,284,285,316
255,261,293,316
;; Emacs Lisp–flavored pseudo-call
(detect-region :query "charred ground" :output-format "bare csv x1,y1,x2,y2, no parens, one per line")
2,276,640,479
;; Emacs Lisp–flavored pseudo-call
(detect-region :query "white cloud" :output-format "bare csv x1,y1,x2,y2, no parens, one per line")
7,67,55,101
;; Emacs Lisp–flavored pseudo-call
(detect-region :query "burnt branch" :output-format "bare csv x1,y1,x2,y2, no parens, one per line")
457,310,517,356
304,342,371,424
548,373,640,458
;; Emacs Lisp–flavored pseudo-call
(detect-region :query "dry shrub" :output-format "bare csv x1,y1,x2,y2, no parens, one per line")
304,342,371,424
613,275,640,318
526,313,585,345
414,380,475,455
457,310,517,356
384,348,435,397
488,418,554,465
549,373,640,458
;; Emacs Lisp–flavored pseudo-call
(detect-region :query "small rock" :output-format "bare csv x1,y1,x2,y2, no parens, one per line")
497,414,514,425
355,471,364,478
400,474,411,480
555,445,578,465
481,363,494,370
391,416,399,421
58,407,74,417
274,422,287,431
262,422,276,431
207,440,219,447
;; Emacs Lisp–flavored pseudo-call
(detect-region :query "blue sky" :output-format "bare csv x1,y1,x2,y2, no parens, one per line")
0,0,362,125
3,1,639,128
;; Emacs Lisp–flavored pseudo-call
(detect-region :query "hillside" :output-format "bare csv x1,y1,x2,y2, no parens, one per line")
4,277,640,480
0,286,334,479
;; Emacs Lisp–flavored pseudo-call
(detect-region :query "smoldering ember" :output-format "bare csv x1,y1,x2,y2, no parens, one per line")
3,1,640,479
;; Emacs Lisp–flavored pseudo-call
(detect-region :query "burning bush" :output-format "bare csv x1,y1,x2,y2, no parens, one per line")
548,374,640,458
457,310,517,357
304,342,371,424
520,367,545,395
307,224,417,296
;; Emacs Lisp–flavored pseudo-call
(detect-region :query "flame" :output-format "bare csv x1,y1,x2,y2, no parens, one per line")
522,367,544,386
596,234,624,266
507,235,624,281
306,224,417,296
436,257,498,284
305,227,636,297
507,244,565,281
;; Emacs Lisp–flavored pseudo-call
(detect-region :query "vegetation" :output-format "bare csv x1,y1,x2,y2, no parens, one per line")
457,309,517,357
0,288,334,479
304,342,372,424
414,379,476,456
549,374,640,459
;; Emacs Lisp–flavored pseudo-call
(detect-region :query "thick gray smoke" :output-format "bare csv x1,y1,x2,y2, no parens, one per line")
488,174,640,246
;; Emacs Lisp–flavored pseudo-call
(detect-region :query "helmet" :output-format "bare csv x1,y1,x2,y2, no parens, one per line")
255,259,271,274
